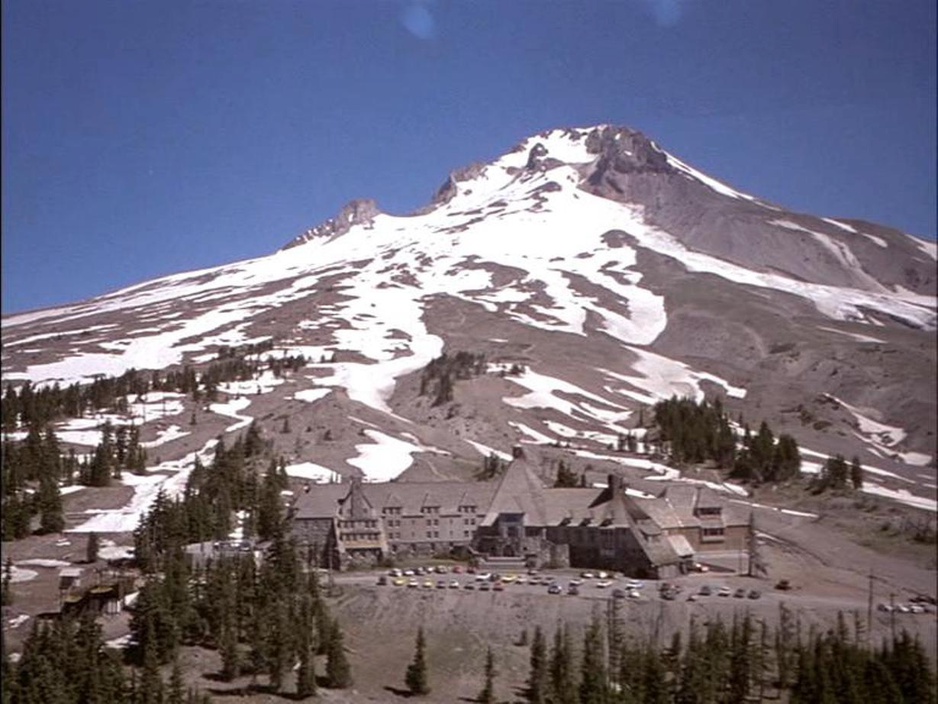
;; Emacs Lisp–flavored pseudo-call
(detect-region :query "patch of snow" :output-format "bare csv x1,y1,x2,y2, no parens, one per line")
464,440,513,462
68,439,218,533
820,217,858,234
98,545,135,561
907,234,937,260
8,615,30,628
347,429,442,481
900,451,933,467
209,396,254,433
509,422,555,445
294,388,332,403
60,485,85,496
729,499,819,519
816,326,885,344
860,485,936,512
284,462,341,483
17,559,72,568
106,634,134,650
665,153,758,201
601,347,745,406
217,371,284,396
9,566,38,583
142,425,189,448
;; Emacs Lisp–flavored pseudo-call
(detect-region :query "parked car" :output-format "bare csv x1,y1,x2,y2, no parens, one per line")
747,589,761,600
479,582,491,591
624,580,645,590
408,579,419,588
717,586,732,597
581,572,595,579
734,588,747,599
661,589,678,601
699,585,713,596
436,579,447,589
475,572,492,582
377,575,389,586
612,588,626,599
422,580,434,589
596,580,613,588
547,584,563,595
464,582,476,590
775,579,792,591
449,580,460,589
493,582,505,592
393,577,407,587
568,584,580,596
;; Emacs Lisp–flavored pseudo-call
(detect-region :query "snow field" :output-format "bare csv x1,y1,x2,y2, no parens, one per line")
347,429,447,481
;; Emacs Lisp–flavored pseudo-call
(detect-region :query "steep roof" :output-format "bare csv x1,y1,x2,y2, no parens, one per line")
482,458,550,526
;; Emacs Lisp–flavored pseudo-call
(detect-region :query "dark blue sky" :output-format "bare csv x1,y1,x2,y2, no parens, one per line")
3,0,935,314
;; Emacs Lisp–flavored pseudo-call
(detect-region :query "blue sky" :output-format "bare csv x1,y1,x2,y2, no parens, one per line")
2,0,935,315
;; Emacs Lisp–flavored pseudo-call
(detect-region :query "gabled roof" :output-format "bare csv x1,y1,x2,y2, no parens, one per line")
483,458,550,526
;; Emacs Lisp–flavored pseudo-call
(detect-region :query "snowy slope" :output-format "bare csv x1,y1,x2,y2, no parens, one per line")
2,124,935,516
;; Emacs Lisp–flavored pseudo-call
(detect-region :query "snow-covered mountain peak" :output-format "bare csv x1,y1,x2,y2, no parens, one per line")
2,124,935,512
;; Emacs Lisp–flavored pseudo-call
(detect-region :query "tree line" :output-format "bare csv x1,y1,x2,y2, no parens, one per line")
652,396,800,484
516,604,934,704
419,351,488,406
1,340,304,432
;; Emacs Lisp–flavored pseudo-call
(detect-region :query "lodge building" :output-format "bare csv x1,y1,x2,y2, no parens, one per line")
290,457,749,579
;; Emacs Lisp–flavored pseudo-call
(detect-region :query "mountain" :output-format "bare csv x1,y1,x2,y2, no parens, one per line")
2,124,935,522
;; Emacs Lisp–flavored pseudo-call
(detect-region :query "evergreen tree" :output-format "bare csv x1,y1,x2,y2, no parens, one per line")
295,592,318,699
325,616,352,689
405,626,430,696
2,557,12,606
579,616,609,704
37,474,65,534
477,646,496,704
86,531,100,564
526,625,548,704
548,624,577,704
167,657,186,704
850,456,863,489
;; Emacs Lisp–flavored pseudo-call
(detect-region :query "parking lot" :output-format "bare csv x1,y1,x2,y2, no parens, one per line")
330,564,938,620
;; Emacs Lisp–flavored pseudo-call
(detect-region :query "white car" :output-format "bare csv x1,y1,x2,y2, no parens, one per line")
475,572,492,582
624,580,645,591
596,580,613,588
581,572,595,579
597,571,610,579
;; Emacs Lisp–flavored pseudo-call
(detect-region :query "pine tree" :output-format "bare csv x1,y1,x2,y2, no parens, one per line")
167,656,186,704
549,624,577,704
37,474,65,534
2,557,13,606
478,646,496,704
850,456,863,489
295,592,318,699
86,531,100,563
405,626,430,695
325,616,352,688
527,625,548,704
579,616,609,704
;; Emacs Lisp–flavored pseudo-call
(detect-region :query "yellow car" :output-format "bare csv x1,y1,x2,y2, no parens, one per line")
393,577,407,587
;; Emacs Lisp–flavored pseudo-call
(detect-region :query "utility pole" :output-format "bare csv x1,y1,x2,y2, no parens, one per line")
867,568,874,648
